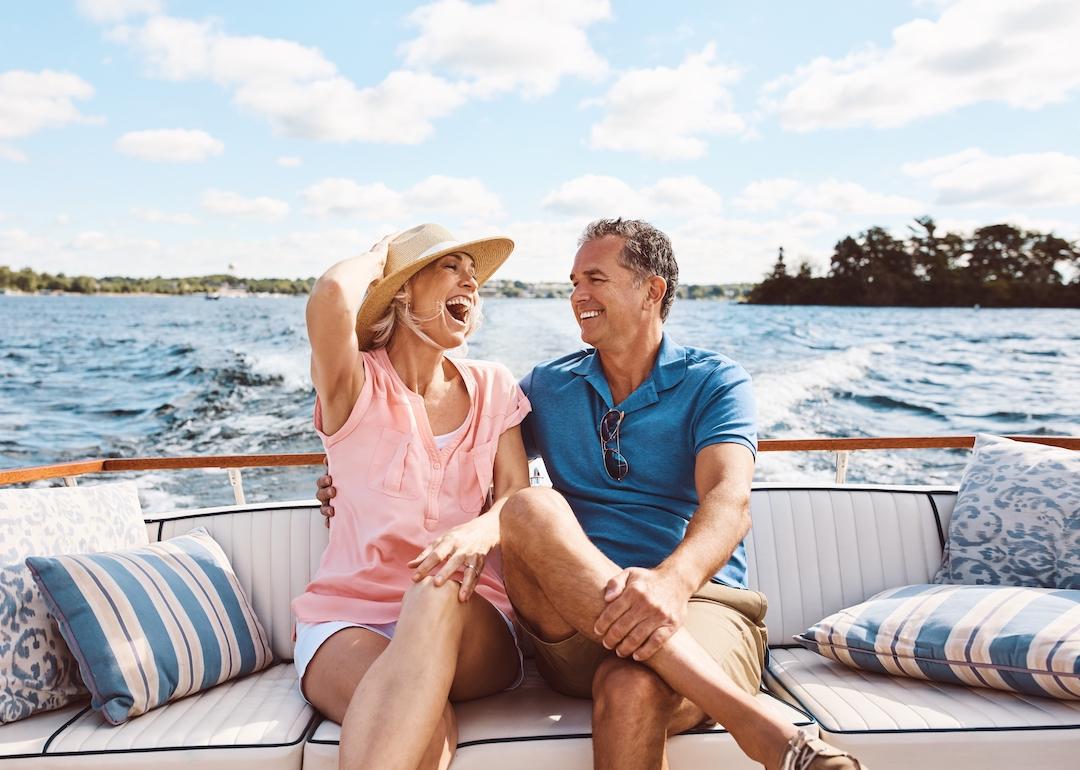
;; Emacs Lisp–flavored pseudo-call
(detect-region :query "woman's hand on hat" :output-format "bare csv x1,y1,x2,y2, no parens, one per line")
408,517,499,602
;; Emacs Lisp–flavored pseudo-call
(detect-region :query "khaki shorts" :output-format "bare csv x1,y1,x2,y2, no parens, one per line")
518,583,768,700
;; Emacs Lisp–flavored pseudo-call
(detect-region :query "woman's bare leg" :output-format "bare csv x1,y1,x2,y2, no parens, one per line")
338,576,520,770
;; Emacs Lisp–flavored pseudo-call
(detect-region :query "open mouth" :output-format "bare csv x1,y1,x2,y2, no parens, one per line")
445,296,472,325
579,309,603,322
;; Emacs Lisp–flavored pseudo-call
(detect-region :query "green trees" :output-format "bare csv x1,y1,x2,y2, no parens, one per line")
748,221,1080,307
0,269,316,295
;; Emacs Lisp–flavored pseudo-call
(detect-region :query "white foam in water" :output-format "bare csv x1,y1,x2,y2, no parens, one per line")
244,349,311,391
753,344,885,430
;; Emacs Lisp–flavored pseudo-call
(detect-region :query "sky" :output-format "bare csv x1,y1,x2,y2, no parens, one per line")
1,0,1079,284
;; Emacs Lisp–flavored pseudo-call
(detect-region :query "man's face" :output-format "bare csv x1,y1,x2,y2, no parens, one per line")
569,235,651,350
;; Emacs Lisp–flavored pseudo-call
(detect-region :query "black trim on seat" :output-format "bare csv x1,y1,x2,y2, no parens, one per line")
925,493,946,549
40,705,91,754
143,500,318,525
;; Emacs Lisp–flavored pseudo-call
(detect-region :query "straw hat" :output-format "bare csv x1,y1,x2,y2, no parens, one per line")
355,223,514,349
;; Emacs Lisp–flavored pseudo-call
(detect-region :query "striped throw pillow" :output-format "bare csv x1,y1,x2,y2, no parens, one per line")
796,583,1080,700
25,527,274,724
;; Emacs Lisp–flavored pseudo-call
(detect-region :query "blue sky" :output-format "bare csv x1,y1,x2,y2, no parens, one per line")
1,0,1078,283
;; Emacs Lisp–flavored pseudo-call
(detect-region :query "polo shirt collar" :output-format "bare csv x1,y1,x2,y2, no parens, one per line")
570,333,688,412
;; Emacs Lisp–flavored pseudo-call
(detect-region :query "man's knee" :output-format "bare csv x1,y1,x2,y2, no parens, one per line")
500,486,574,548
592,656,681,721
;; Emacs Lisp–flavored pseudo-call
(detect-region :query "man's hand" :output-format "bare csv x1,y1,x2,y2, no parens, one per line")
593,567,693,661
316,472,336,527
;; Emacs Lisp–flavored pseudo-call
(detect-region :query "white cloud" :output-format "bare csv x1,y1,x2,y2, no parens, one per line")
303,175,503,221
734,179,801,212
201,189,289,221
276,155,302,167
903,148,1080,207
588,45,748,160
115,128,224,162
402,0,610,98
76,0,161,23
542,175,724,220
765,0,1080,130
106,14,466,144
131,207,199,224
0,69,97,141
0,144,27,163
733,178,924,216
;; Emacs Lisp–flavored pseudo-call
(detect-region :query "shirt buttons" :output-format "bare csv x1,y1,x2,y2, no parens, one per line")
432,461,441,470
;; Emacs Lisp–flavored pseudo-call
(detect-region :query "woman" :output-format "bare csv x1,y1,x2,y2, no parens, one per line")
291,224,531,770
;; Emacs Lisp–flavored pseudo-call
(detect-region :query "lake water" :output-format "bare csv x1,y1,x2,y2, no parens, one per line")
1,295,1077,511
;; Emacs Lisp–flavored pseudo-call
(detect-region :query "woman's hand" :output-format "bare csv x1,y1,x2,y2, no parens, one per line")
408,516,499,602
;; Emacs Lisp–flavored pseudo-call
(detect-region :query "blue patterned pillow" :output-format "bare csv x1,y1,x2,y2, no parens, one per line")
934,433,1080,589
26,527,274,724
796,583,1080,700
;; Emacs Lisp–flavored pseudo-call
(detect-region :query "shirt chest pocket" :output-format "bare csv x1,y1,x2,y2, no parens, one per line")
367,428,420,499
457,439,498,513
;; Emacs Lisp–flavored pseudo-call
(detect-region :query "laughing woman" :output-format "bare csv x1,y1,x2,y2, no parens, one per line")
292,224,531,770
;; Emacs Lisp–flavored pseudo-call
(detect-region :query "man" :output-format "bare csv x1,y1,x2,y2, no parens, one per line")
319,219,864,770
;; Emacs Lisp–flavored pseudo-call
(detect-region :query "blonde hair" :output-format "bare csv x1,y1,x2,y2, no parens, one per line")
365,278,484,351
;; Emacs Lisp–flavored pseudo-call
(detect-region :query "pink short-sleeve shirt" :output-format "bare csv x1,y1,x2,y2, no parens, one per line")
291,348,531,625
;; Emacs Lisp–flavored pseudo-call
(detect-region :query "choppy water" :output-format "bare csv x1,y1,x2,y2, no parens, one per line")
1,295,1077,511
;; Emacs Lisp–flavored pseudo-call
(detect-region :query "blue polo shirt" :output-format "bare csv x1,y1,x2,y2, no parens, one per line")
520,334,757,588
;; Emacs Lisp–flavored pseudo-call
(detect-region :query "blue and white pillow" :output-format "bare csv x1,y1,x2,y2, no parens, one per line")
796,583,1080,700
934,433,1080,589
26,527,274,724
0,482,147,724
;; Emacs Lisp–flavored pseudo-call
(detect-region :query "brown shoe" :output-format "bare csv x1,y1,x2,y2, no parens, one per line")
779,730,866,769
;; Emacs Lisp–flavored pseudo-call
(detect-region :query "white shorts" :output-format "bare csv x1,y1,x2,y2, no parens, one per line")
293,609,525,703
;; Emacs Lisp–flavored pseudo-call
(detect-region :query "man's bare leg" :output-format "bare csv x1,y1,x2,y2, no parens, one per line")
501,487,795,770
592,655,707,770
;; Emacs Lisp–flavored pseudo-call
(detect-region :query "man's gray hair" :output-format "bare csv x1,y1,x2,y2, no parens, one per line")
579,218,678,321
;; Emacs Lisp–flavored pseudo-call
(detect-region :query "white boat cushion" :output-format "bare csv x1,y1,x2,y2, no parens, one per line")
745,487,948,643
0,482,147,724
303,662,814,770
933,434,1080,589
765,648,1080,770
766,647,1080,731
0,664,315,769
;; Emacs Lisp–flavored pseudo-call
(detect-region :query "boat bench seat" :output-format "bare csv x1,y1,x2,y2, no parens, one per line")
765,648,1080,770
1,664,315,769
3,485,1076,769
302,661,812,770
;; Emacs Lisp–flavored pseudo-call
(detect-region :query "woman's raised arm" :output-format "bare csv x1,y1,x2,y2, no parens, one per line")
306,234,393,435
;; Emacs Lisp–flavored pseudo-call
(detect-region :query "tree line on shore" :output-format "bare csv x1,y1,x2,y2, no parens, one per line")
748,219,1080,307
0,268,313,295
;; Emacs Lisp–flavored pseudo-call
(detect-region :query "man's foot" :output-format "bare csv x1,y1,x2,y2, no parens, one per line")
779,729,866,769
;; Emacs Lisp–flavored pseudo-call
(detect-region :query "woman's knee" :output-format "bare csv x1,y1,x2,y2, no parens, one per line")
401,576,465,624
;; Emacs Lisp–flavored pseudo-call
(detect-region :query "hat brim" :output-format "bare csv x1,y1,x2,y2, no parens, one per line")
355,235,514,349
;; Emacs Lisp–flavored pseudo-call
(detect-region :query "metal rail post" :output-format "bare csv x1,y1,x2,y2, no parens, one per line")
227,468,246,505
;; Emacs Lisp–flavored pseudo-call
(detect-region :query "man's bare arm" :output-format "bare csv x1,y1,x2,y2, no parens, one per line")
593,442,755,660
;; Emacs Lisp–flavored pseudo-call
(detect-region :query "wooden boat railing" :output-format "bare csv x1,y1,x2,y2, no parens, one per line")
2,435,1077,505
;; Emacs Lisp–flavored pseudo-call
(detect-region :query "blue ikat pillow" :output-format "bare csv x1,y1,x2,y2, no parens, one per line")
934,434,1080,589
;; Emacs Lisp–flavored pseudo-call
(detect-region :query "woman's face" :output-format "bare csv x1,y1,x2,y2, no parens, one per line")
406,252,479,349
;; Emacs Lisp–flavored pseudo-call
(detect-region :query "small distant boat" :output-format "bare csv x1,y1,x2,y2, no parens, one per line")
206,285,249,300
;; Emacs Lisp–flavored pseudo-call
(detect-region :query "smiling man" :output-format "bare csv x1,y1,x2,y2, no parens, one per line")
498,219,864,770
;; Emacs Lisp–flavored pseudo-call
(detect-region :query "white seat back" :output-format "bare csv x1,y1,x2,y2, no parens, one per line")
745,486,953,645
